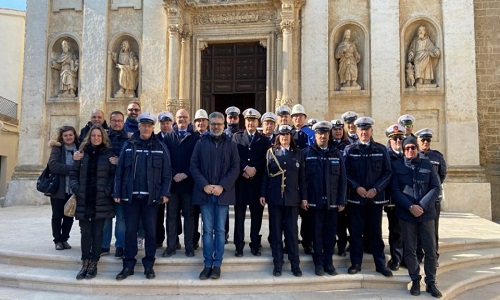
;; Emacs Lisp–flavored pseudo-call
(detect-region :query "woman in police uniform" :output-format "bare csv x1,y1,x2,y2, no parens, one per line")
260,125,307,277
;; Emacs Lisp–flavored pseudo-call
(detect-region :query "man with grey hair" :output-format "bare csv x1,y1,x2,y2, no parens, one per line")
190,112,240,280
79,109,109,143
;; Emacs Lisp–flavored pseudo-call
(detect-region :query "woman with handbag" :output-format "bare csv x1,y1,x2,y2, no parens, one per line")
47,125,79,251
70,125,115,280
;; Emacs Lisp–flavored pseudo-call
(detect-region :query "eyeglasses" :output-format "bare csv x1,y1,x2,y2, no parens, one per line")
420,138,431,143
128,108,140,112
210,122,224,127
402,123,413,128
404,146,417,151
111,119,124,123
392,136,403,141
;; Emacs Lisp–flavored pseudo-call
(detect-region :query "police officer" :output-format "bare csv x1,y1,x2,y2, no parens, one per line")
391,136,442,297
233,108,271,257
307,118,318,129
224,106,241,138
341,111,359,143
114,112,172,280
261,112,278,144
330,119,350,151
157,111,174,140
275,105,309,149
303,121,347,276
415,128,447,266
194,109,209,136
343,117,393,277
260,125,307,277
291,104,314,145
384,124,405,271
398,114,416,137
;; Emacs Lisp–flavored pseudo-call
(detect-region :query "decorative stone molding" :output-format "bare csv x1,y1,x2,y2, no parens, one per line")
110,0,142,10
199,41,208,51
192,10,276,25
52,0,82,12
280,20,293,32
259,39,267,48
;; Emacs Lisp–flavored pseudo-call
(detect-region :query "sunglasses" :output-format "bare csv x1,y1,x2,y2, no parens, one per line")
420,138,431,143
404,146,417,151
228,116,238,120
392,136,403,141
128,108,140,112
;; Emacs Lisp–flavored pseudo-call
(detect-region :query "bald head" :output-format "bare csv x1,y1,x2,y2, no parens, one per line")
91,109,105,126
176,108,190,130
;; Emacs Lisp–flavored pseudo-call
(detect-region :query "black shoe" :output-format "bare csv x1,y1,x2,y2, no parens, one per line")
303,246,313,255
210,266,221,279
162,248,176,257
273,266,282,277
225,234,229,244
324,265,338,276
348,264,361,274
144,268,155,279
116,268,134,280
410,277,421,296
251,248,261,256
376,267,393,277
175,242,181,250
55,242,64,250
426,282,442,298
314,265,324,276
115,247,124,259
388,259,400,271
199,267,211,280
76,259,89,280
62,241,72,249
185,251,195,257
292,267,302,277
100,248,110,257
85,260,98,279
235,250,243,257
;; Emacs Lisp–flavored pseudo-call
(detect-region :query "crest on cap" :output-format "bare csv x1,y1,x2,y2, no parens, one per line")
398,114,415,126
194,109,208,121
225,106,241,116
157,111,173,122
385,123,405,138
312,121,332,132
261,112,278,123
341,111,359,123
278,125,292,134
291,104,307,117
307,118,318,126
415,128,434,139
331,119,344,128
138,112,156,125
242,108,261,119
275,105,291,116
354,116,374,129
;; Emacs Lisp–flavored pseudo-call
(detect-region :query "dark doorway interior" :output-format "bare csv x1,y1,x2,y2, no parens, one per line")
213,93,255,128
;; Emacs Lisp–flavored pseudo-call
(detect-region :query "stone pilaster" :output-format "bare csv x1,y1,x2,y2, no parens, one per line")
370,0,400,139
166,25,180,112
79,0,108,123
5,0,50,206
179,30,192,112
280,20,293,107
300,0,328,118
275,30,283,111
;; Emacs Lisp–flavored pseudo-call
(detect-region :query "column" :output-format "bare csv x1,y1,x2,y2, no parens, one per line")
370,0,400,139
300,0,328,118
280,20,293,107
5,0,50,206
275,30,283,111
166,25,180,112
179,30,192,112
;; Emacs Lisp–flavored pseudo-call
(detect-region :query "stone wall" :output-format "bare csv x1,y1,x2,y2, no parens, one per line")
474,0,500,220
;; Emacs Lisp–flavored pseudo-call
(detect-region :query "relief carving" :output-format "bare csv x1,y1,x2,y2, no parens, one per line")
51,39,79,98
193,11,276,25
335,29,361,90
406,26,440,88
112,40,139,98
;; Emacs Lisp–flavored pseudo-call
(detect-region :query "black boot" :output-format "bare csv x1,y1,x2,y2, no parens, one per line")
85,260,98,279
410,276,421,296
426,282,442,298
76,259,89,280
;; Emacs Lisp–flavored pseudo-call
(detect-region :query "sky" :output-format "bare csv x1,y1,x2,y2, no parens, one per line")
0,0,26,11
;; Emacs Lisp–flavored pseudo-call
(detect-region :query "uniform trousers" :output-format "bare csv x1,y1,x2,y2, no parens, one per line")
122,197,159,269
79,218,105,260
400,219,437,284
349,203,386,269
299,207,313,249
385,206,403,264
167,193,194,253
311,206,337,267
268,205,300,269
336,207,349,253
234,201,264,252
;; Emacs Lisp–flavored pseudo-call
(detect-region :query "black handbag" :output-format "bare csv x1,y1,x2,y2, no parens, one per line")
36,164,59,196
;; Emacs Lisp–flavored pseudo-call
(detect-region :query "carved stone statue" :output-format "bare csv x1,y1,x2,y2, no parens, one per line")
112,40,139,98
335,29,361,90
407,26,440,87
51,40,78,98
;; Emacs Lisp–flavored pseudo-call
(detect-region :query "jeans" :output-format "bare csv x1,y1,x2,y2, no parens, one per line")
200,195,229,268
102,203,125,249
50,194,74,244
79,218,105,260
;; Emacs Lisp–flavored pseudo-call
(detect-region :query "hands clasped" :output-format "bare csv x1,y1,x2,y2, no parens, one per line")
203,185,224,196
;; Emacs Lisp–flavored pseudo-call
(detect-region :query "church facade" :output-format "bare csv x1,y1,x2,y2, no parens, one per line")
6,0,495,220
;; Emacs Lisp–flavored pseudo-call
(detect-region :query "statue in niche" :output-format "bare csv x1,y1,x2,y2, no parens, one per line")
407,26,440,87
112,40,139,98
335,29,361,90
51,39,78,98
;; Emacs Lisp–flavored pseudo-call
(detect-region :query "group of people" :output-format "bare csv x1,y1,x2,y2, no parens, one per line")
46,100,446,298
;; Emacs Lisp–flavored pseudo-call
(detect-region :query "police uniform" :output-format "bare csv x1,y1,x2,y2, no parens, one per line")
261,112,278,144
398,114,416,137
342,111,359,143
384,124,405,271
223,106,241,138
275,105,309,149
291,104,315,146
233,109,271,257
303,121,347,275
261,125,307,277
415,128,447,263
343,117,393,276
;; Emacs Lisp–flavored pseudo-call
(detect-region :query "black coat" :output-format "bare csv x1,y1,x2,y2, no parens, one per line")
303,143,347,209
70,144,115,221
48,140,79,199
344,141,392,205
261,146,307,206
233,131,271,205
391,157,441,222
190,134,240,205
